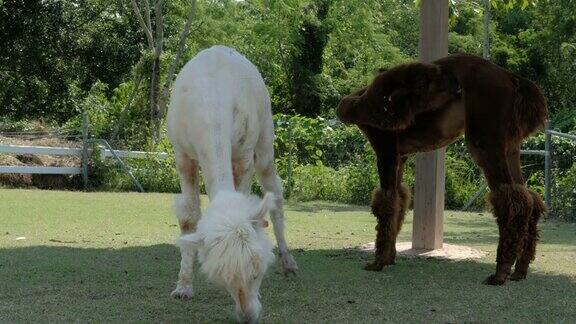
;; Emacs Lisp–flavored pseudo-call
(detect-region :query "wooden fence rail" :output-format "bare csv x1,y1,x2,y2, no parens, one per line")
0,143,166,193
0,144,168,160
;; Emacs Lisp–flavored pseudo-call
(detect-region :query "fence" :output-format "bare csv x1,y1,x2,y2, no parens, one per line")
0,141,169,191
0,112,171,192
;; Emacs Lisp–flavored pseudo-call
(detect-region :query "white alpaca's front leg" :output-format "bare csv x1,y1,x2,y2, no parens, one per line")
171,154,201,299
256,164,298,275
172,242,195,299
269,200,298,274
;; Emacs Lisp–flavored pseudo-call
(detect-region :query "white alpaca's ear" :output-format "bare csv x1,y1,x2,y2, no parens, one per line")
255,192,275,224
177,233,203,248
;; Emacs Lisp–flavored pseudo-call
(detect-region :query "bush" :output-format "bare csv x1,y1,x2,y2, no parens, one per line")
552,162,576,221
290,164,344,202
273,114,486,209
444,153,484,210
340,153,379,205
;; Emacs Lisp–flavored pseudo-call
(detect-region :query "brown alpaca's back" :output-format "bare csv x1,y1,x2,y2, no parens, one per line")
435,54,547,141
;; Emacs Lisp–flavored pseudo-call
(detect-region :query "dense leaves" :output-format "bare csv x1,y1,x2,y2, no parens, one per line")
2,0,575,126
0,0,142,122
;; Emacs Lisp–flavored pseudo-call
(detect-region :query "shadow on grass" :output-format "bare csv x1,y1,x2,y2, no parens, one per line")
443,221,576,246
1,244,575,323
286,201,369,213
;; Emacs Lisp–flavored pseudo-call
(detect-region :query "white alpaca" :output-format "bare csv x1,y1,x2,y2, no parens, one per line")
167,45,298,322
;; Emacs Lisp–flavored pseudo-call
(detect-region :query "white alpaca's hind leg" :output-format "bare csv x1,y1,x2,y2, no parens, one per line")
171,153,201,299
255,157,298,275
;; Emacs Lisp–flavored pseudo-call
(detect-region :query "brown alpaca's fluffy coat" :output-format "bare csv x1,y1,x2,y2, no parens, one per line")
337,54,548,285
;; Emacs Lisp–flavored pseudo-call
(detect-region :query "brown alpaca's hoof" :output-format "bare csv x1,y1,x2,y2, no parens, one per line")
364,261,385,271
483,274,506,286
509,271,527,281
364,260,394,271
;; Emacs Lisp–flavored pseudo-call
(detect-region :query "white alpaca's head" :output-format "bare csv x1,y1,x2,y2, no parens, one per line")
177,191,275,323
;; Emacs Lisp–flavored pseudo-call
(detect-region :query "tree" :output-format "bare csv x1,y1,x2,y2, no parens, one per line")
477,0,539,59
130,0,164,142
288,0,332,117
0,0,141,122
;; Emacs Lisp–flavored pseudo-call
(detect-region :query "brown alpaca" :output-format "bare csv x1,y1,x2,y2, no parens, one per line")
337,54,548,285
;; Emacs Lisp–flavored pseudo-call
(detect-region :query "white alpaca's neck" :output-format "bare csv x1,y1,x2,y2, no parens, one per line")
206,159,235,199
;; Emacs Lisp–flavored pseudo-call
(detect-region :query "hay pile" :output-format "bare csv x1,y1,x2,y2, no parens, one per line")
0,136,82,189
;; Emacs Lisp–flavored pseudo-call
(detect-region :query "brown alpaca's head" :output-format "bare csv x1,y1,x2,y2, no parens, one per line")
336,86,368,124
336,62,458,128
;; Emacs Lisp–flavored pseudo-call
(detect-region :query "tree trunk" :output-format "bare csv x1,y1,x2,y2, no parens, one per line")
111,71,145,143
149,56,161,142
290,0,331,117
158,0,197,119
483,0,491,59
150,0,164,143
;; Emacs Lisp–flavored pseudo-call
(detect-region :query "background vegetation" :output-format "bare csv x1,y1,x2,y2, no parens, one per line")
0,0,575,218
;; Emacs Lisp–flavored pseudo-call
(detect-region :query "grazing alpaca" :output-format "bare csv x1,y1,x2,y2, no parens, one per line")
337,53,547,285
167,45,297,322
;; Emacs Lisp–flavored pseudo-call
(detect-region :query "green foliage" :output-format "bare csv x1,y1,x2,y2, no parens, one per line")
0,0,142,122
273,115,485,209
288,0,332,116
62,81,116,137
444,153,483,209
553,162,576,221
291,164,345,202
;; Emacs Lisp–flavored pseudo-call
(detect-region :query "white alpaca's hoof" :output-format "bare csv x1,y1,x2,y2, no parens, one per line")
280,253,298,275
171,284,194,300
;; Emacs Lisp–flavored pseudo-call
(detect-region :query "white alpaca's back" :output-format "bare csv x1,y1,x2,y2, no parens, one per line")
167,45,274,197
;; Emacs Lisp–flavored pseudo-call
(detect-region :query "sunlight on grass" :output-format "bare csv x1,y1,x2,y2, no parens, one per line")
1,189,575,323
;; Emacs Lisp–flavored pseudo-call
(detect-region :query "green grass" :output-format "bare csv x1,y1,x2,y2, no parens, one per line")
1,189,575,323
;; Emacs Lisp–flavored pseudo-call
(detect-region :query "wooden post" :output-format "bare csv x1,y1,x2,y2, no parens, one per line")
412,0,449,250
544,123,552,208
81,111,89,190
482,0,491,59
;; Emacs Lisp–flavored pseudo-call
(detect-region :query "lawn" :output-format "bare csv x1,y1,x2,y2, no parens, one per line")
1,189,575,323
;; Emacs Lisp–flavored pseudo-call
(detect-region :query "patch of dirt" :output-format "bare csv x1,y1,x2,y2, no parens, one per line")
359,241,486,260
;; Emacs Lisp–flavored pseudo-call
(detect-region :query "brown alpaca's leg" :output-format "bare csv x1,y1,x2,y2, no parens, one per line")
366,184,410,270
467,143,532,285
510,190,546,280
486,184,533,285
505,148,546,281
397,183,411,234
360,126,406,271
